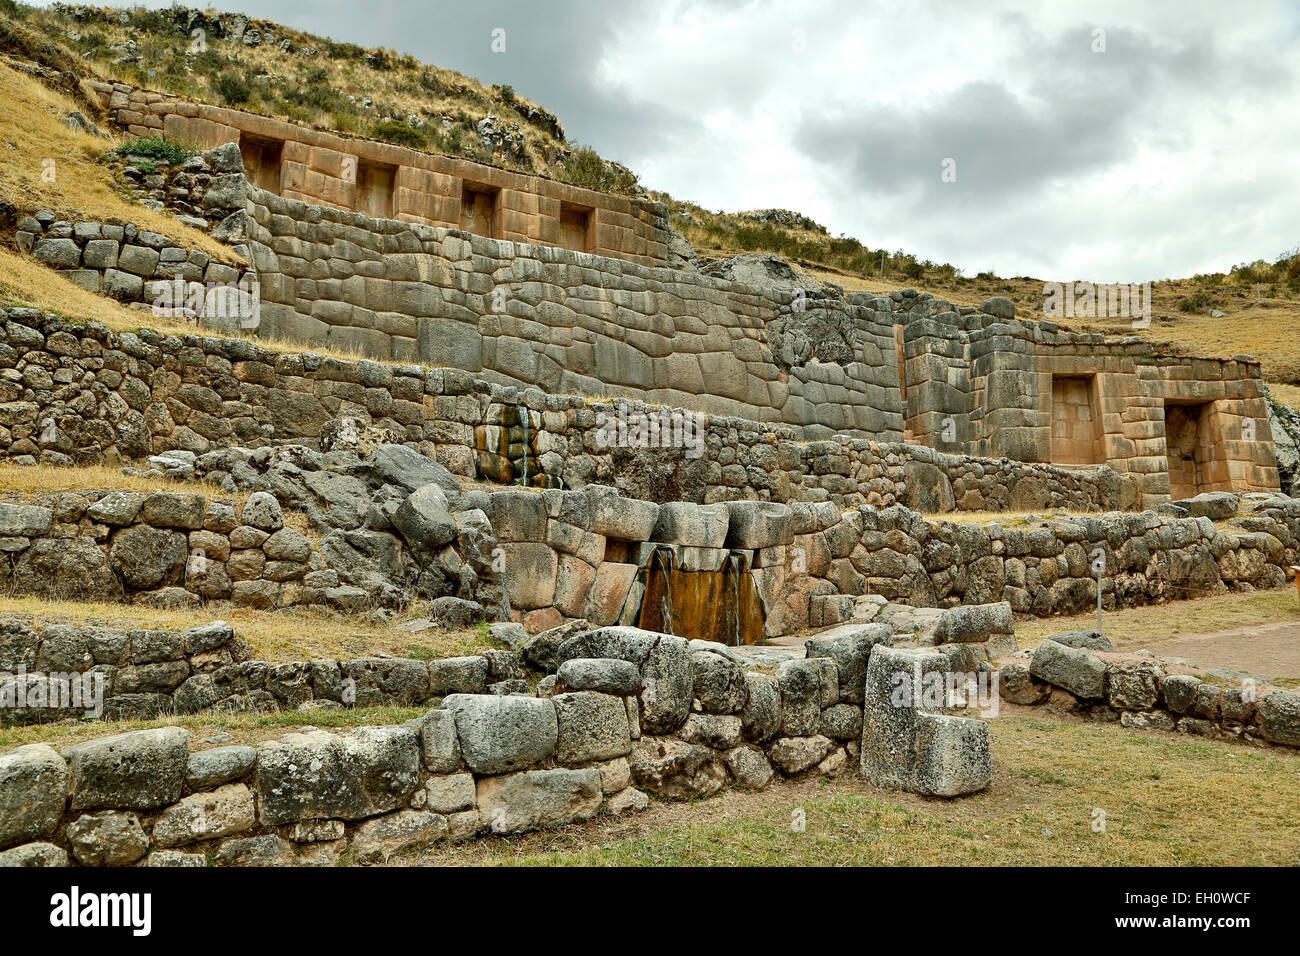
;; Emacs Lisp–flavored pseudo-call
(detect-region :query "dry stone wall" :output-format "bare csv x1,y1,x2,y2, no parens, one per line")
0,307,1122,513
1005,639,1300,748
0,622,909,865
0,614,528,727
18,215,253,308
236,186,903,438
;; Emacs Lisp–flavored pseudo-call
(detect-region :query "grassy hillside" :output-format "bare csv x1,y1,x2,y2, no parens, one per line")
6,0,639,194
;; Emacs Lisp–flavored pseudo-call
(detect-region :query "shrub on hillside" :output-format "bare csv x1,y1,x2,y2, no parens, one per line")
559,145,640,195
369,119,429,149
214,71,252,106
116,135,196,166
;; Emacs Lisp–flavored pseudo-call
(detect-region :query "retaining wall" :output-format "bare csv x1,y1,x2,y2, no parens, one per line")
0,307,1117,512
1005,640,1300,748
89,81,671,268
0,622,892,865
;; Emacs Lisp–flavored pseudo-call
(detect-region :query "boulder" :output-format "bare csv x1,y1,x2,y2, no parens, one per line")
475,767,602,834
804,622,892,703
108,525,188,589
980,296,1016,319
521,618,590,672
860,645,991,797
411,708,460,773
1106,661,1164,711
678,713,745,750
776,658,822,736
254,726,421,824
724,500,793,549
767,734,836,775
998,663,1051,705
1046,629,1113,652
629,736,727,800
586,485,659,540
740,671,782,743
652,502,729,548
1028,640,1106,699
392,485,457,550
421,773,476,813
186,745,256,790
441,694,557,773
357,445,460,496
427,656,489,696
1161,675,1201,714
153,783,256,846
1177,492,1241,521
931,602,1014,645
691,650,747,713
819,703,864,740
0,842,68,866
65,812,149,866
556,657,641,696
63,727,189,810
552,691,632,762
351,809,448,861
241,492,284,531
0,744,68,848
723,745,774,789
1257,689,1300,746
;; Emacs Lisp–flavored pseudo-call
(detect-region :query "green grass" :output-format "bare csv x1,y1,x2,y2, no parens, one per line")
416,713,1300,866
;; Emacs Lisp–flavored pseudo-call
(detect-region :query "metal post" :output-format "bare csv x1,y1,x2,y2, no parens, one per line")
1096,568,1103,635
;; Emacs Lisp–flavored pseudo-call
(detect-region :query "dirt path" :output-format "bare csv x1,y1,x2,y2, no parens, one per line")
1135,620,1300,680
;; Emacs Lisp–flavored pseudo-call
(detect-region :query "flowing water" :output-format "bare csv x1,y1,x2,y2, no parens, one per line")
637,546,766,645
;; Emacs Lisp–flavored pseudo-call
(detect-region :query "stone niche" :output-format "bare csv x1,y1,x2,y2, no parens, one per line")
460,183,500,239
1050,374,1103,466
357,160,398,220
239,134,283,194
1165,400,1229,499
559,202,593,254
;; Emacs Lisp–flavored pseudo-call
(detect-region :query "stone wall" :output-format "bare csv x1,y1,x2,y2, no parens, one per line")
88,81,670,268
896,301,1281,507
0,490,340,612
18,215,254,311
1005,638,1300,748
0,622,900,865
235,187,904,437
1,307,1075,513
0,615,529,727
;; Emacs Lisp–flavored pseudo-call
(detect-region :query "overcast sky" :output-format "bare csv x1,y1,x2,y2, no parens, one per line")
61,0,1300,282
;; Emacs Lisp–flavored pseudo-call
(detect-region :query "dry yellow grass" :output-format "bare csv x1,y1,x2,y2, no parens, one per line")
0,594,491,662
0,461,223,496
1270,382,1300,412
1015,590,1300,648
0,59,236,261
